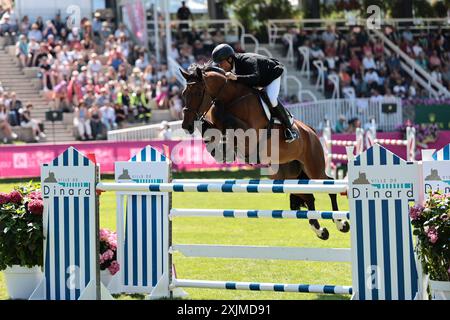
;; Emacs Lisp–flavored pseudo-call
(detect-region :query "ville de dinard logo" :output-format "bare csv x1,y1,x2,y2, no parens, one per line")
424,168,450,185
42,172,91,198
351,172,414,199
116,168,163,183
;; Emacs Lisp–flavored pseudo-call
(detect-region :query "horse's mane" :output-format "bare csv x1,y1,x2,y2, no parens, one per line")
187,61,226,79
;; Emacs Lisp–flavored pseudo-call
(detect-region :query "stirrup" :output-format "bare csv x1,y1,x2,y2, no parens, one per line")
284,128,299,143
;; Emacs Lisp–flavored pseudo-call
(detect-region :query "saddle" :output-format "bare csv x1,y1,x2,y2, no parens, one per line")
253,88,294,126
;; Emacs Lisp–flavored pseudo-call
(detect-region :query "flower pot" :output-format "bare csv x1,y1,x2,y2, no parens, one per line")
101,269,112,287
429,280,450,300
3,265,43,300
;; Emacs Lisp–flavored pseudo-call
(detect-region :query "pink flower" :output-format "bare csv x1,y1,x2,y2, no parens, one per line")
409,205,423,220
0,192,10,205
102,249,114,262
108,261,120,275
28,199,44,215
9,190,23,204
427,227,438,244
100,229,110,241
28,191,42,200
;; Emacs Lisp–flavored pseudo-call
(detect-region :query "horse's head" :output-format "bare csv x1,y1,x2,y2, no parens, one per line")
180,66,209,134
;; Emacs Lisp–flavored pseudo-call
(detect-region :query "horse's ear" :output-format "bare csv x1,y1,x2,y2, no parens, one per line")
196,67,203,79
180,68,190,80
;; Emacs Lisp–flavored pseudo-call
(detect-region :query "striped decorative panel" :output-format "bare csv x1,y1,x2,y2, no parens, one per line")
348,144,420,300
114,146,170,296
32,147,103,300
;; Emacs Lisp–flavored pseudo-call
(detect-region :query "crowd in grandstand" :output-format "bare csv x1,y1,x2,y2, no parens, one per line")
289,24,450,99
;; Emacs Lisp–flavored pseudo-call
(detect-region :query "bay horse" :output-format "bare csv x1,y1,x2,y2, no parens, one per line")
180,63,349,240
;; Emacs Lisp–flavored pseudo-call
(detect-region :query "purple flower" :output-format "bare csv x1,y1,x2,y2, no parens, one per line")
0,192,10,205
9,190,23,204
28,199,44,215
427,227,438,244
108,261,120,275
409,204,424,220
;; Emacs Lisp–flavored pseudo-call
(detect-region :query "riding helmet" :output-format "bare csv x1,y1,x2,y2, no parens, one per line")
212,43,235,63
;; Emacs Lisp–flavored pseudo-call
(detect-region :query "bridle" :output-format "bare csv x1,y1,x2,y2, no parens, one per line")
182,80,208,122
182,68,229,123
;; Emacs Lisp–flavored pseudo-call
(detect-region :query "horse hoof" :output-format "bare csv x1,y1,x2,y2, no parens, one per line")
338,221,350,233
317,228,329,240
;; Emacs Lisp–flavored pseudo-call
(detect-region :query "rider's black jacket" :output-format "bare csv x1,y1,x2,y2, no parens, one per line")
232,53,284,87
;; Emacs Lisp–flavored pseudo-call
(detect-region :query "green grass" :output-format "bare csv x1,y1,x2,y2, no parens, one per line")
0,175,351,300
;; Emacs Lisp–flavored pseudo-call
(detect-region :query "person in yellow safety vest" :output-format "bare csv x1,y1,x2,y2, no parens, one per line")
131,89,152,123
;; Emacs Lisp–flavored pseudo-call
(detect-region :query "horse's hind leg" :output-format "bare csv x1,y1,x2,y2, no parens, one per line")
292,170,330,240
291,193,330,240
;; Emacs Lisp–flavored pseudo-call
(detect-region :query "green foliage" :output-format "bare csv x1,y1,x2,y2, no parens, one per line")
0,182,44,271
410,193,450,281
224,0,298,34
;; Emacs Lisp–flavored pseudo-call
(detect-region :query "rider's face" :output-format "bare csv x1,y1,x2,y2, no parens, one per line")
218,58,233,72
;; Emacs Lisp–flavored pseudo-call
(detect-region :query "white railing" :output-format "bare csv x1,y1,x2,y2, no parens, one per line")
267,18,450,46
370,28,450,98
107,98,401,142
107,120,188,141
287,98,403,132
168,57,186,86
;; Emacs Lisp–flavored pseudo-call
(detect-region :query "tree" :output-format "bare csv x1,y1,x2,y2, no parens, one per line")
224,0,298,35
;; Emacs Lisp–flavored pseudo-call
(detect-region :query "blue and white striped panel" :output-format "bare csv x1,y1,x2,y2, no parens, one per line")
352,198,418,300
122,194,167,293
42,147,97,300
352,144,415,167
431,143,450,160
129,146,168,162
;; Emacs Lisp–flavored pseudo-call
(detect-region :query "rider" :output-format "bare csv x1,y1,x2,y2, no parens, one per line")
211,43,299,143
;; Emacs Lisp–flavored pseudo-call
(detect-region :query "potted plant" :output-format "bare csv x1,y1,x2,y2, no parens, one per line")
0,183,44,299
99,228,119,287
410,192,450,300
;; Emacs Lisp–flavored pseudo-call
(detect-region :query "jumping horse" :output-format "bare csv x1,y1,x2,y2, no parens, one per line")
180,63,349,240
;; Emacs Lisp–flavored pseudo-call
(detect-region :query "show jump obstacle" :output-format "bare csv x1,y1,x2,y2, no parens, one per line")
32,142,444,300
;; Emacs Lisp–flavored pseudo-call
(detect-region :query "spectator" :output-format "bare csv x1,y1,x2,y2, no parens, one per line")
114,103,127,129
52,14,65,37
20,104,46,141
158,121,172,140
114,23,130,39
177,1,192,34
347,117,361,133
35,16,44,31
169,86,183,120
6,92,22,126
0,104,18,143
73,102,92,140
42,20,57,39
28,23,42,42
334,115,346,133
16,34,29,68
92,12,102,37
100,103,116,131
322,25,336,47
19,15,30,35
88,104,104,139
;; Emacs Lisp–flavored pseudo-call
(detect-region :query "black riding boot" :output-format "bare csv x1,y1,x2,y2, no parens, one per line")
272,104,299,143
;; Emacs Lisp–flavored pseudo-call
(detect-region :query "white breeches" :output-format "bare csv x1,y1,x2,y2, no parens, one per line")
265,76,281,107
